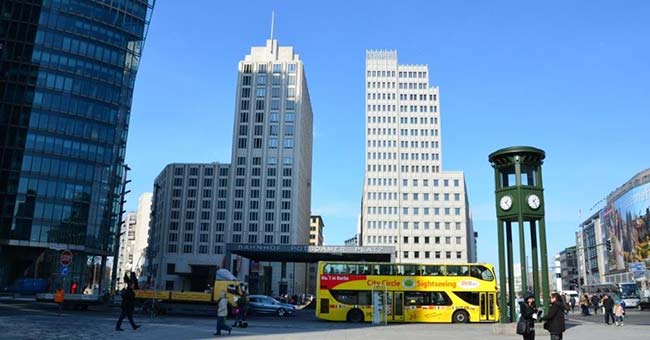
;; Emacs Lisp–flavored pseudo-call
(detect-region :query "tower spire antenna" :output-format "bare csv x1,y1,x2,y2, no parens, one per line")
270,11,275,40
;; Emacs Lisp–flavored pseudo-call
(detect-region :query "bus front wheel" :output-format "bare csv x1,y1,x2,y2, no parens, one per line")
347,308,364,323
452,310,469,323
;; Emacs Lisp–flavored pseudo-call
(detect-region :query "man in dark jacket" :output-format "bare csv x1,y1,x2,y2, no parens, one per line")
591,294,600,315
541,293,566,340
115,282,140,331
602,294,615,325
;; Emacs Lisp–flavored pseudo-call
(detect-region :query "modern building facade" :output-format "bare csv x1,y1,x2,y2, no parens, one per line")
309,215,324,246
0,0,154,292
227,39,313,296
576,169,650,288
148,163,230,291
116,212,136,289
360,50,476,263
147,39,314,297
132,192,152,279
344,234,359,246
555,246,578,291
576,211,608,286
116,192,151,289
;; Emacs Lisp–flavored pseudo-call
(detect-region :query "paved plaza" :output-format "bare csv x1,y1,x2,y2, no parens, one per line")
0,300,648,340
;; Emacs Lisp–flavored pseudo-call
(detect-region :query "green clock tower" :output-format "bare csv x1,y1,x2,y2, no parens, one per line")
489,146,550,323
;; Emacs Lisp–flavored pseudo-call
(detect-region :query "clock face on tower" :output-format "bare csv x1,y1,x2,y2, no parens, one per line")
527,194,541,210
499,195,513,211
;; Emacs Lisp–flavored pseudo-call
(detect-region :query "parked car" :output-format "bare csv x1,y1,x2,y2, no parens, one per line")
638,297,650,311
248,295,295,316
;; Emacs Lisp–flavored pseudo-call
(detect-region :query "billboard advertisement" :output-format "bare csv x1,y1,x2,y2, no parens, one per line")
600,182,650,274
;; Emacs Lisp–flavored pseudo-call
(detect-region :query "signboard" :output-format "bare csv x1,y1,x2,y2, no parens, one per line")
60,266,69,276
134,290,171,300
629,262,646,278
227,243,395,254
600,182,650,274
60,250,73,266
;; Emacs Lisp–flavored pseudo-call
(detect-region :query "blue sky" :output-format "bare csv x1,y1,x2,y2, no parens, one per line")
126,1,650,269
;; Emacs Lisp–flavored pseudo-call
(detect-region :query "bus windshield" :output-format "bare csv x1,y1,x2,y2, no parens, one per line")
620,283,640,299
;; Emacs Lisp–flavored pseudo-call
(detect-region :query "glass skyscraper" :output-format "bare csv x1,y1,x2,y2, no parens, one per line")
0,0,154,292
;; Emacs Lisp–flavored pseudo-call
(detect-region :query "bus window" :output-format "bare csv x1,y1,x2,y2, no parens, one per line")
446,265,469,276
424,265,445,276
405,291,453,306
358,264,372,275
325,263,349,274
379,264,394,275
347,264,359,275
331,290,372,305
454,292,480,305
403,265,419,276
405,291,428,306
431,292,452,306
331,290,357,305
394,265,405,276
470,265,495,281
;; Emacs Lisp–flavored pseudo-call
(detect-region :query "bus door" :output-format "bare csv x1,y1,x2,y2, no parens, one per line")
479,292,496,321
392,292,404,321
488,292,496,320
479,292,488,321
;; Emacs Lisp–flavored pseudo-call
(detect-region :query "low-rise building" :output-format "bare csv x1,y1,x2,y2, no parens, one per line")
309,215,324,246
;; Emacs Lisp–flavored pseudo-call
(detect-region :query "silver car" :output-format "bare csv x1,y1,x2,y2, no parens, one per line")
248,295,295,317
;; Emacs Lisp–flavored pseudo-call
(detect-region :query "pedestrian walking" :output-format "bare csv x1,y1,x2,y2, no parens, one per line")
233,294,249,328
614,303,624,326
579,294,590,316
591,294,600,315
518,295,539,340
54,287,65,316
541,293,566,340
214,291,232,336
115,282,140,331
569,297,575,313
602,294,615,325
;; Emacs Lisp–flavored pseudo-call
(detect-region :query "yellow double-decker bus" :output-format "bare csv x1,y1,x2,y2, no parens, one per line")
316,261,499,323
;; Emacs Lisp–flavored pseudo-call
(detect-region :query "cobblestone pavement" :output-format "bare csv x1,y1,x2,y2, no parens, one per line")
0,300,648,340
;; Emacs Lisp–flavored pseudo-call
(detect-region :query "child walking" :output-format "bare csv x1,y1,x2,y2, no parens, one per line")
614,303,624,326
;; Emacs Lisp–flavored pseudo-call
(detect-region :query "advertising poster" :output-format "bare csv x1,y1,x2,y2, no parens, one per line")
600,182,650,274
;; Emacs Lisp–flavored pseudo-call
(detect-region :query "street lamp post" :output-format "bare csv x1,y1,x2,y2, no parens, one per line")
110,164,131,293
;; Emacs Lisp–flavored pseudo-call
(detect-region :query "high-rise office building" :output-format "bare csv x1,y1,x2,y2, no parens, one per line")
132,192,152,278
148,163,230,291
116,192,151,289
116,212,136,289
361,50,476,263
228,39,313,295
0,1,154,291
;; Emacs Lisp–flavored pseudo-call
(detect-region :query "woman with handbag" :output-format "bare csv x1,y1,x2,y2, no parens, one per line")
518,295,539,340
